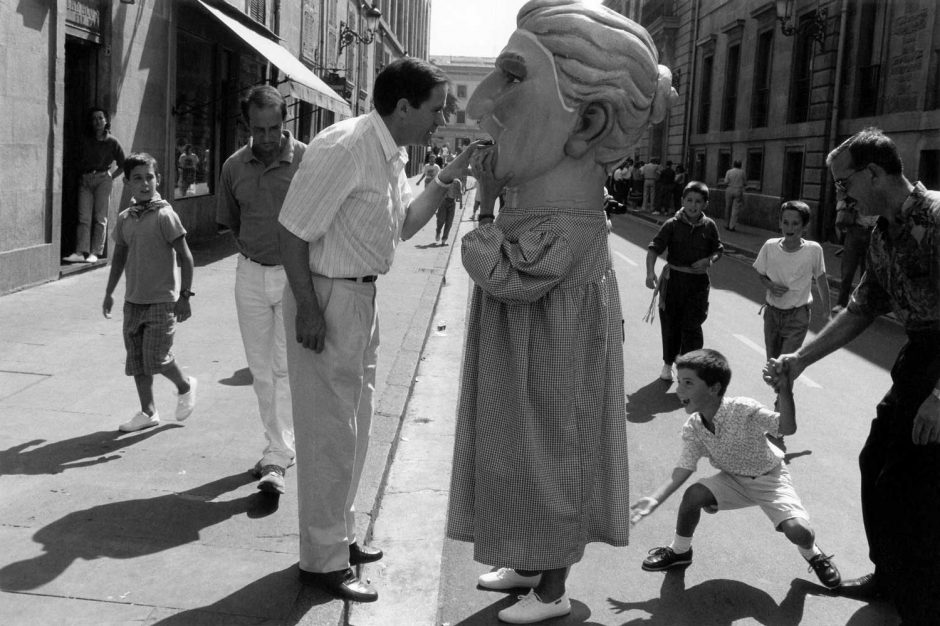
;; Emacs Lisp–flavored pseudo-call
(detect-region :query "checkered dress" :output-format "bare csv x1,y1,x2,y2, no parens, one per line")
446,206,629,570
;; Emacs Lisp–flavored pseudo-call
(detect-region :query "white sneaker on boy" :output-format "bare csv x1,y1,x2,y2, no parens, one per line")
175,377,197,421
119,411,160,432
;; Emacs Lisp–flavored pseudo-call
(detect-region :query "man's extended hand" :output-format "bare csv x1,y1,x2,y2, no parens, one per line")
912,392,940,445
295,305,326,353
440,139,491,184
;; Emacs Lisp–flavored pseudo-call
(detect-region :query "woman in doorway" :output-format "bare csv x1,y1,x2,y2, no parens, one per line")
63,107,126,264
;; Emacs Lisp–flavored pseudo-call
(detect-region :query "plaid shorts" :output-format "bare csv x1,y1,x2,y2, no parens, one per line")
123,301,176,376
697,463,810,529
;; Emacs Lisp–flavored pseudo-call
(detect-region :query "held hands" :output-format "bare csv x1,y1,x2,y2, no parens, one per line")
630,496,660,525
763,354,803,392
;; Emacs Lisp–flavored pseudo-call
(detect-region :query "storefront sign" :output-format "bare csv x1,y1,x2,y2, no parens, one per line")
66,0,102,42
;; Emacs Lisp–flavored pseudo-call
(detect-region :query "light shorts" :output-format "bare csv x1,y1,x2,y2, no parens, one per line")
123,301,177,376
697,463,809,529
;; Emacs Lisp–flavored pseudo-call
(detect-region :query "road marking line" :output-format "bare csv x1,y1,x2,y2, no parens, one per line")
614,251,638,267
732,333,822,389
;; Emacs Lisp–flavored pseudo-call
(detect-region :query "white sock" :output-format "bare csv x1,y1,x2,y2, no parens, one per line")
669,534,693,554
798,544,822,560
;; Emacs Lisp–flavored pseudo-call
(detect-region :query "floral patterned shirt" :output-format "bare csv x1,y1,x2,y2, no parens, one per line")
677,396,783,477
848,182,940,332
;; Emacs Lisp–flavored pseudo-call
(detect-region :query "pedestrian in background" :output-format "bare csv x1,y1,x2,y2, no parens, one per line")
630,349,841,589
641,156,660,212
447,1,676,622
723,159,746,231
673,164,687,210
102,153,196,433
832,198,873,313
434,176,462,245
656,160,676,214
765,127,940,624
277,57,481,603
64,107,126,264
632,159,645,204
646,181,723,383
217,85,305,495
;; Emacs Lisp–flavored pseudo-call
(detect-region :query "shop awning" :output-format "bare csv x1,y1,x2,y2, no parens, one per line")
197,1,352,117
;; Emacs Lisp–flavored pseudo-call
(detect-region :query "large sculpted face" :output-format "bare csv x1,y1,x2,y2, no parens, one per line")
467,29,578,184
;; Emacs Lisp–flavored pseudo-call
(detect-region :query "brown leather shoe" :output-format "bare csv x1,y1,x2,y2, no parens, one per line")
298,567,378,602
349,542,383,565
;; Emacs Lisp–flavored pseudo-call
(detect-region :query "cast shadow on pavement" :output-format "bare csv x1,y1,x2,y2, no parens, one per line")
149,564,334,626
626,380,683,424
0,472,275,591
607,570,822,625
453,595,603,625
0,425,181,475
219,367,253,386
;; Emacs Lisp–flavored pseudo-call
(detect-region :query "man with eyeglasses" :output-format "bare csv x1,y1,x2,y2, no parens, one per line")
764,127,940,624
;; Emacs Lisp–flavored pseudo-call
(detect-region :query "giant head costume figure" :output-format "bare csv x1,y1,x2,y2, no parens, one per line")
468,0,676,205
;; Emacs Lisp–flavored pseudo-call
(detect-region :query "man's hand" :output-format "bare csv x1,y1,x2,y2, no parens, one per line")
763,353,804,391
103,294,114,319
630,496,659,525
174,297,192,323
471,144,513,208
767,281,789,297
440,139,491,184
912,392,940,445
295,305,326,353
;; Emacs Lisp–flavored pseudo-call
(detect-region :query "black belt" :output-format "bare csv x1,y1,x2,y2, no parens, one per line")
242,254,279,267
343,275,377,283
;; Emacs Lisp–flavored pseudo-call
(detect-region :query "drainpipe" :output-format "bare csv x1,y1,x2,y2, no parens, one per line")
681,0,702,172
818,0,849,241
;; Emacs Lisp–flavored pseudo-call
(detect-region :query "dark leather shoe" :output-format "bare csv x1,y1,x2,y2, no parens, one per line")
298,567,378,602
838,573,883,600
349,542,383,565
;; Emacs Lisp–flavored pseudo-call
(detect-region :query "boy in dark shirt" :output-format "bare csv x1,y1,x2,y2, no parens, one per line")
645,181,723,382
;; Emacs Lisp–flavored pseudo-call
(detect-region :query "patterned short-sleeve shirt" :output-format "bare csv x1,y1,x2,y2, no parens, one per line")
677,396,783,477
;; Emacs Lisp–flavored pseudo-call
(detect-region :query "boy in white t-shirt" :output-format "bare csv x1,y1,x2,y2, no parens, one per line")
753,201,832,360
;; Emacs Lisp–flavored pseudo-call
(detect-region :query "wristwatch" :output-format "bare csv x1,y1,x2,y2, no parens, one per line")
180,289,195,298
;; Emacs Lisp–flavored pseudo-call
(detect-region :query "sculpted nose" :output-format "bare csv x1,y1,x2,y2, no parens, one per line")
467,72,499,120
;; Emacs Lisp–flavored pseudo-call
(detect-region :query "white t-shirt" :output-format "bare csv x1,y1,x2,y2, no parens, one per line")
752,238,826,309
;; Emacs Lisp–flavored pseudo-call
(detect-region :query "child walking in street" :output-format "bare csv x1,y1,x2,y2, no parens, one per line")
102,153,197,433
753,200,831,360
645,181,723,382
629,349,841,589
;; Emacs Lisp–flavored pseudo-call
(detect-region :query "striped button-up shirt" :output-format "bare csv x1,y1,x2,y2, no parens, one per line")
278,111,412,277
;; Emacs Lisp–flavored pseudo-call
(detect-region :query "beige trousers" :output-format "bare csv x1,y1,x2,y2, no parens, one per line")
283,277,379,573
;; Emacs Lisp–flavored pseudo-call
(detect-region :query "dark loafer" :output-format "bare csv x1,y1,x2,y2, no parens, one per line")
349,542,383,565
298,567,378,602
837,573,883,600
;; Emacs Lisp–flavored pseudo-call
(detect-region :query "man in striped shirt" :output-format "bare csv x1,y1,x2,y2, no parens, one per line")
277,57,479,603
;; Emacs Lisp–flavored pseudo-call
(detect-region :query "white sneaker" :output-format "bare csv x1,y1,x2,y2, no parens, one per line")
498,590,570,624
478,568,542,590
660,363,674,381
63,252,86,263
85,254,98,263
175,377,197,421
119,411,160,432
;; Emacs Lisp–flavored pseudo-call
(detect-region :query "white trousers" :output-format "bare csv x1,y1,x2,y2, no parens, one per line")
235,255,294,467
283,277,379,573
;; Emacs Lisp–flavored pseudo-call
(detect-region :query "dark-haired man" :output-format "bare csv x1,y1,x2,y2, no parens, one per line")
766,127,940,624
217,85,305,495
278,57,482,602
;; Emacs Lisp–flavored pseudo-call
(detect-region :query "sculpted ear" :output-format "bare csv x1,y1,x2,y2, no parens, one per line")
564,100,614,160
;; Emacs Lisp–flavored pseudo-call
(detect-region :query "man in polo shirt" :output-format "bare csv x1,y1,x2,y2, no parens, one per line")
217,85,305,495
278,57,479,603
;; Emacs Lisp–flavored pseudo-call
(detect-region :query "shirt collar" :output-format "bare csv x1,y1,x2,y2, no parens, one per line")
368,110,409,169
242,130,296,165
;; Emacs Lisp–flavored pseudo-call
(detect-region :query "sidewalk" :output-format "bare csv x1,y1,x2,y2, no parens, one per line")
0,185,463,624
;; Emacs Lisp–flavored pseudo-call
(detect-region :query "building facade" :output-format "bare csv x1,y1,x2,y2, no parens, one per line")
0,0,430,295
607,0,940,240
428,55,495,155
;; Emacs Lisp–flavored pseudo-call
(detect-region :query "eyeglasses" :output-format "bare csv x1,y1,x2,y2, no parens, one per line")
833,167,866,193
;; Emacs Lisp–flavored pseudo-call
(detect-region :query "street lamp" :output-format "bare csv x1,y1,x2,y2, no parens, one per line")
776,0,827,46
338,3,383,54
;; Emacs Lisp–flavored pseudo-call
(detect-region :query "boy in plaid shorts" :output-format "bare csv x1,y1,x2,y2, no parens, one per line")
102,153,197,432
629,348,841,588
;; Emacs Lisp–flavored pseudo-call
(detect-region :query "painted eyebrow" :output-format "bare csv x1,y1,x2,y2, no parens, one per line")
495,52,527,79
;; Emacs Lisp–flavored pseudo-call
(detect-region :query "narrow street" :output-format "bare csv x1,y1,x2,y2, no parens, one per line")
437,211,904,626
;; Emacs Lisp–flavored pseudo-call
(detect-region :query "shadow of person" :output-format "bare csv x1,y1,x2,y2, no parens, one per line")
219,367,253,386
607,570,816,625
0,425,182,476
626,380,683,424
414,242,444,250
0,472,270,591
